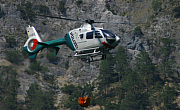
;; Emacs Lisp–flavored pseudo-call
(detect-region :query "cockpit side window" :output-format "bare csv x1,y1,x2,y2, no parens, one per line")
95,31,102,38
86,32,93,39
79,34,83,39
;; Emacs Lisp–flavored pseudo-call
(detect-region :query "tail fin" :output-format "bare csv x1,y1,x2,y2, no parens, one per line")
24,26,44,59
24,25,66,59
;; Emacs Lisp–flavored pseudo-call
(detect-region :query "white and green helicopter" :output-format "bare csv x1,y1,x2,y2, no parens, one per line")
24,15,121,60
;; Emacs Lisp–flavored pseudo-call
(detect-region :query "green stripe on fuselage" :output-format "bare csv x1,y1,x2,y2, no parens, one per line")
65,33,76,51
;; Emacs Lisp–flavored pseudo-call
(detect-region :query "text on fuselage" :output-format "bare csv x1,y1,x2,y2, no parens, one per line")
70,32,78,49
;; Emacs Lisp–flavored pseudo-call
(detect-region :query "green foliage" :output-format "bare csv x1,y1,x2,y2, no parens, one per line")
17,5,27,20
119,91,140,110
98,55,117,91
160,38,176,58
60,45,179,109
133,26,143,37
25,2,34,21
121,71,139,92
115,46,129,81
17,2,34,21
38,5,50,15
157,60,175,81
152,0,162,12
0,6,5,18
161,38,175,46
5,36,17,48
25,83,56,110
43,73,55,84
61,84,76,95
173,6,180,18
61,83,94,109
28,60,48,74
135,51,156,88
0,66,21,110
76,0,83,6
58,1,65,12
5,50,22,65
47,49,59,64
160,85,178,109
104,98,118,110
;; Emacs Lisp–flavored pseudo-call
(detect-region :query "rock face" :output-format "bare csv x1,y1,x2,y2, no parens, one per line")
0,0,179,107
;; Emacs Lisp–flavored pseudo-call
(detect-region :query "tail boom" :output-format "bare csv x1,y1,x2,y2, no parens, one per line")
24,26,66,59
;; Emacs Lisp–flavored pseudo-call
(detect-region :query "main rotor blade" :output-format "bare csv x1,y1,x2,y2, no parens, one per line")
97,21,147,24
32,13,85,22
30,13,147,24
92,20,147,24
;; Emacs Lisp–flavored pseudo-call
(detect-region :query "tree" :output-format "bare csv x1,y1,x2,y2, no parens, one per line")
160,85,178,110
25,83,56,110
61,83,94,110
97,55,117,94
160,38,176,61
115,46,130,82
61,84,76,95
0,66,21,110
158,60,175,82
28,60,48,74
135,51,155,92
120,91,140,110
61,84,82,109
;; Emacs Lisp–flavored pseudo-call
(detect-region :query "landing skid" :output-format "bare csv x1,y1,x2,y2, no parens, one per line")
74,47,101,57
68,48,111,63
86,55,106,63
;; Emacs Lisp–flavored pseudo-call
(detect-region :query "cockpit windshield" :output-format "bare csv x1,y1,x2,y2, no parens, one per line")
101,30,116,39
101,29,116,44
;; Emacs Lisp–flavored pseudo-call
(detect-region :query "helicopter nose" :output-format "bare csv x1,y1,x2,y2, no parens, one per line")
116,36,120,43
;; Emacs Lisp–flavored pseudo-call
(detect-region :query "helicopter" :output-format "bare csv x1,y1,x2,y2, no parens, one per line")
24,14,122,61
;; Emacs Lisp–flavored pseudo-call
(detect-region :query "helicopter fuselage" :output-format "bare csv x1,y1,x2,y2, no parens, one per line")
65,24,120,55
24,24,120,59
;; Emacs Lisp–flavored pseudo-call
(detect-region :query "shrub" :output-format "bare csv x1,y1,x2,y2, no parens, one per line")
5,50,22,64
47,51,58,64
29,60,48,74
58,1,65,12
133,26,143,37
76,0,83,6
38,5,50,15
5,36,17,48
17,2,34,21
0,6,5,18
152,0,162,12
173,6,180,18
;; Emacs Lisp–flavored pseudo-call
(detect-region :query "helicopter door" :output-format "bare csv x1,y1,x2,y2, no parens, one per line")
85,31,94,48
94,31,103,47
